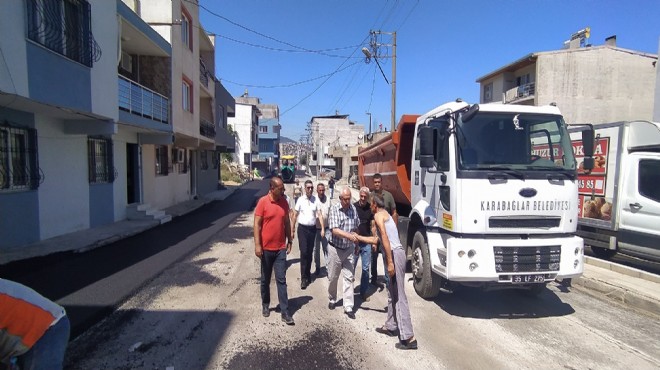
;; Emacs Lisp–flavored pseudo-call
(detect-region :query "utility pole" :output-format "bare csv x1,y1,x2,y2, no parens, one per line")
361,30,396,132
366,112,372,135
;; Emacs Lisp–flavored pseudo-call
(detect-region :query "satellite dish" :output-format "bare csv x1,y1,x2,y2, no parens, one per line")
357,134,364,140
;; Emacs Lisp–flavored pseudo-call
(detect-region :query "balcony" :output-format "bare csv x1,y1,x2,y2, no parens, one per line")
200,59,210,88
200,118,216,139
504,82,535,104
118,75,169,124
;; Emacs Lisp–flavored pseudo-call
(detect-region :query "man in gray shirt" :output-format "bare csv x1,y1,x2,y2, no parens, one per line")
371,173,398,286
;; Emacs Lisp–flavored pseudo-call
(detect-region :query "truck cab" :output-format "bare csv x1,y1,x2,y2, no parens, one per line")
407,101,590,297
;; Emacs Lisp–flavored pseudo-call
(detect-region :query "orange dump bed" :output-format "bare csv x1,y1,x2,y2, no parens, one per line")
357,114,420,206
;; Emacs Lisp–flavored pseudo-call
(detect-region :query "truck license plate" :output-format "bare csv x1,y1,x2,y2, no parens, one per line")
512,274,545,284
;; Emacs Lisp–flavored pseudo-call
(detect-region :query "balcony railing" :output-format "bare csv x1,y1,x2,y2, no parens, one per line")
200,118,216,139
504,82,535,103
200,59,210,88
118,75,169,124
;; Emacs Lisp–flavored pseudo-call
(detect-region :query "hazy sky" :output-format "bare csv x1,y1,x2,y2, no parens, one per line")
198,0,660,141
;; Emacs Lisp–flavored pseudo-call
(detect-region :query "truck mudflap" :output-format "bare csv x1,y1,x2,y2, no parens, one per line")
426,232,584,283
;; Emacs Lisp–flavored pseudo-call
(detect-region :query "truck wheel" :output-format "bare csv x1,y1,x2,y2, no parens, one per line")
590,246,617,260
411,231,440,299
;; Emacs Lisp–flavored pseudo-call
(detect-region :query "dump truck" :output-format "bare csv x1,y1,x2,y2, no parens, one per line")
358,100,594,298
568,120,660,262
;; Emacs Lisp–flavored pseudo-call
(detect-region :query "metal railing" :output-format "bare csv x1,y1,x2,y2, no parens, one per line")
199,59,209,88
200,118,216,139
118,75,169,124
504,82,535,103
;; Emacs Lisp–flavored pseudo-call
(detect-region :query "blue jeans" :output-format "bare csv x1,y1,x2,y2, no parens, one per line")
17,315,70,370
329,187,334,199
260,249,289,314
353,242,372,296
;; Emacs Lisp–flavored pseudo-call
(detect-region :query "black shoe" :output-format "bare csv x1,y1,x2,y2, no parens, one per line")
344,310,356,319
360,294,370,302
375,326,399,337
395,338,418,350
262,304,270,317
301,280,308,290
328,302,335,310
370,278,379,285
281,313,295,325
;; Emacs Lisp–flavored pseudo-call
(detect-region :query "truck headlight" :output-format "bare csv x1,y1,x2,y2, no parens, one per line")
469,262,478,271
574,259,580,268
468,249,476,258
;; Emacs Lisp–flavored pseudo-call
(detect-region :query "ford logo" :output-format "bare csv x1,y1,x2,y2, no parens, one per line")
519,188,537,198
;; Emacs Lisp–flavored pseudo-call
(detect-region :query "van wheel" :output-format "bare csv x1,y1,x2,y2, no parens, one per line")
412,231,440,299
590,246,617,259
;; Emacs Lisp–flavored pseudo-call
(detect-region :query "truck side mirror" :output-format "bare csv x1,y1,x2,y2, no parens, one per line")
419,126,434,168
582,127,594,157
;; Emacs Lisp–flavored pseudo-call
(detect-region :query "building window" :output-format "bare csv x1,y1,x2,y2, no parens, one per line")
212,151,220,169
173,147,188,174
182,78,192,112
201,150,209,170
483,83,493,103
156,145,169,175
259,126,268,133
0,124,39,191
87,137,114,183
639,159,660,202
26,0,97,67
181,7,192,50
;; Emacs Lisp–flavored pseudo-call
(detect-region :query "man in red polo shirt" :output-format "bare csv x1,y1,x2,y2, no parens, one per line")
254,176,295,325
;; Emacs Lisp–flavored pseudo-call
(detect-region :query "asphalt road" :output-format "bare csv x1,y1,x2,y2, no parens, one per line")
0,179,269,338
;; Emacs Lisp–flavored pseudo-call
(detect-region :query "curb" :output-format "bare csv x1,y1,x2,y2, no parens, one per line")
572,275,660,317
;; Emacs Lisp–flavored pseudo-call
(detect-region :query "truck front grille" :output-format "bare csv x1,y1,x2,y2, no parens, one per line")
489,216,560,229
494,246,561,273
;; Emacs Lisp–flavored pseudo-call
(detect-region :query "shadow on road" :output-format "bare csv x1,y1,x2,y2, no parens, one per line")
432,283,575,319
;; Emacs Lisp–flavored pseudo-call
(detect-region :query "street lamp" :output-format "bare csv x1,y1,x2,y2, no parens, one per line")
362,31,396,132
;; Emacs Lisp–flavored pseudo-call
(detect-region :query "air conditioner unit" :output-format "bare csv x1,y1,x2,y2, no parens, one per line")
120,51,133,73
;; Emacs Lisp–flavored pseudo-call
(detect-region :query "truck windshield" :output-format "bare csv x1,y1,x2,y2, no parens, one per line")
456,112,576,171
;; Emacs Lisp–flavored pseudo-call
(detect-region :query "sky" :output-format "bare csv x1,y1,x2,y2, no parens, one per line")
198,0,660,142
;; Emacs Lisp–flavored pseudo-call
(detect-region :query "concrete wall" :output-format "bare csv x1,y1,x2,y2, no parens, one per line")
0,0,29,96
90,0,119,121
654,37,660,122
37,117,90,240
536,47,657,124
229,104,255,167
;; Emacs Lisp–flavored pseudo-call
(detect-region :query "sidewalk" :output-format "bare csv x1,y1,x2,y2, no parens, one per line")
0,185,240,265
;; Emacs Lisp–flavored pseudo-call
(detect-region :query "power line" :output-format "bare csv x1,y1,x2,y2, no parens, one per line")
215,33,363,57
192,0,363,58
220,60,362,89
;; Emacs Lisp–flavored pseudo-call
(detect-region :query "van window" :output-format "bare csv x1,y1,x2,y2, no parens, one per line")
638,159,660,202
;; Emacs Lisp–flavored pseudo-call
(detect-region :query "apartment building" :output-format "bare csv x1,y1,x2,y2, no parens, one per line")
228,97,259,170
477,35,658,125
255,104,280,173
0,0,119,249
132,0,218,209
310,114,365,177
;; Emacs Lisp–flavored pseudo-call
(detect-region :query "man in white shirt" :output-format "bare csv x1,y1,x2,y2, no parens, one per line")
291,180,324,289
313,182,331,276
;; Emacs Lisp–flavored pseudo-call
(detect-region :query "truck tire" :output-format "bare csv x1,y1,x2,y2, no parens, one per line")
411,230,440,299
590,246,617,260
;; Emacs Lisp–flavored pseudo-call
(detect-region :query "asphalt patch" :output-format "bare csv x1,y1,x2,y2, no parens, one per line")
224,327,359,369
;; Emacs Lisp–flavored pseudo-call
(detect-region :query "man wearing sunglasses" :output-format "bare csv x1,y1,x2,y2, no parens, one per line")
291,180,323,289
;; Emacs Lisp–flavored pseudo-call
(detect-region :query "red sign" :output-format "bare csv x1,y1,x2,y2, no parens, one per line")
578,175,606,196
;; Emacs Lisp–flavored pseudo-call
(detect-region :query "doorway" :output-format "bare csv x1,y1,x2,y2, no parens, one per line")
126,144,140,204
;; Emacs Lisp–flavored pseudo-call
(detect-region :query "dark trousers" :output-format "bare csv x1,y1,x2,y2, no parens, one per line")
261,249,289,314
371,242,390,285
297,224,316,283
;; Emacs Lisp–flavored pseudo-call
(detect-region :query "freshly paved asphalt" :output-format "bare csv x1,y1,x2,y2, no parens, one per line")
0,180,269,338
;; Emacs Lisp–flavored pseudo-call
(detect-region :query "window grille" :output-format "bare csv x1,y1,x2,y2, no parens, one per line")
87,137,114,183
0,123,41,191
200,150,209,170
26,0,101,67
156,145,169,175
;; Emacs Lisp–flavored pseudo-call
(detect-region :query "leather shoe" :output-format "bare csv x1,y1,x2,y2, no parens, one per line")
262,305,270,317
344,310,356,319
395,338,418,350
328,302,335,310
281,313,295,325
360,294,370,302
375,326,399,337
